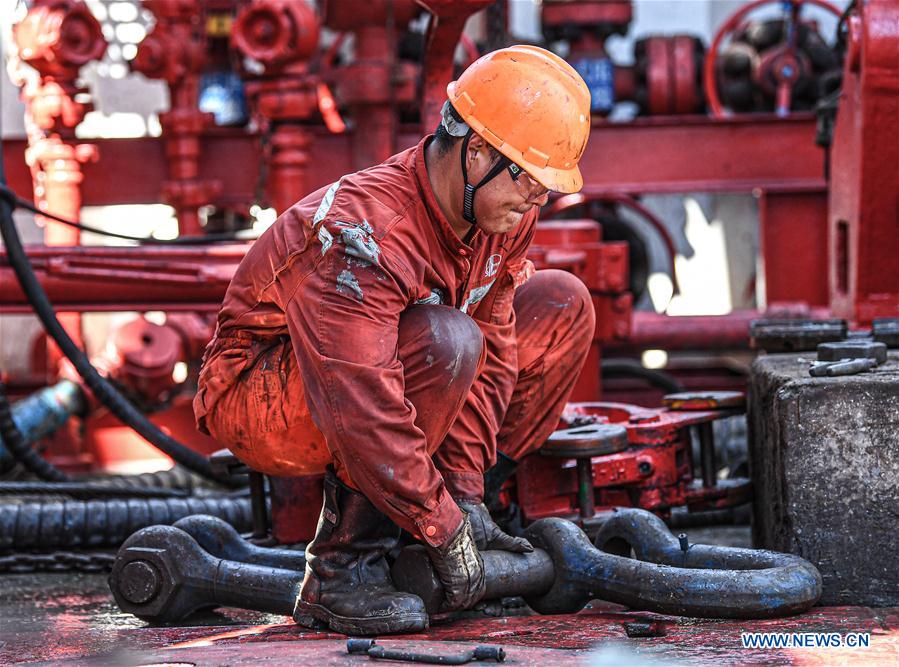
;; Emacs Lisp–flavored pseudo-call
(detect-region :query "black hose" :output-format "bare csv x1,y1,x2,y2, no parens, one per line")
0,380,69,481
81,467,205,493
0,496,253,549
0,180,232,485
0,147,239,483
0,481,190,499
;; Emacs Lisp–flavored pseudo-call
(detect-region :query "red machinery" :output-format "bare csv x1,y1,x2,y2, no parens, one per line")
2,0,897,541
516,395,749,526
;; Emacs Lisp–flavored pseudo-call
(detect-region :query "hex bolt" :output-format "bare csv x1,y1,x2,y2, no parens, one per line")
117,560,161,605
679,533,689,553
347,638,506,664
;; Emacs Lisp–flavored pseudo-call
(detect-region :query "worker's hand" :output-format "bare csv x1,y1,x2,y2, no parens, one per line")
425,512,486,611
457,501,533,554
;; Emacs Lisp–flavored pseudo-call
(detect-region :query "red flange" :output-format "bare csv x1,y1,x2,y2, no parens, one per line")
13,1,106,79
232,0,319,67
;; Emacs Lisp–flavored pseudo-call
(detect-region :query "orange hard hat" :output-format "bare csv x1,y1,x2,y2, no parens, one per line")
447,45,591,194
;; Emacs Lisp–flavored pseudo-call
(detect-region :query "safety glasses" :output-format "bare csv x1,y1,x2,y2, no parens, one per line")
507,162,549,197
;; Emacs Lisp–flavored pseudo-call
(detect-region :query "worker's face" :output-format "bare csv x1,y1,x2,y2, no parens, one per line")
465,138,550,235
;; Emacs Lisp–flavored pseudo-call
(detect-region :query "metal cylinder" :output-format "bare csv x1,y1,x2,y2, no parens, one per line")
0,380,85,470
698,422,716,488
575,458,596,518
392,545,555,615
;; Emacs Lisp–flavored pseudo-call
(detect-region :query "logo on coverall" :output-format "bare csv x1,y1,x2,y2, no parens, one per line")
485,253,502,277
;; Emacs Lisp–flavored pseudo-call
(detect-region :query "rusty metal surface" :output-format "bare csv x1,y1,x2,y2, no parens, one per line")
108,525,302,622
2,571,898,666
541,424,630,457
749,352,899,606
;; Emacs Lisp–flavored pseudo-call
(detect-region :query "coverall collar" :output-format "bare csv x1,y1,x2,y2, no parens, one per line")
415,136,481,257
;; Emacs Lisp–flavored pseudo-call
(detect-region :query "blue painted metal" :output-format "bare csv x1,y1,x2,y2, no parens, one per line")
199,71,249,126
571,57,615,113
0,380,85,471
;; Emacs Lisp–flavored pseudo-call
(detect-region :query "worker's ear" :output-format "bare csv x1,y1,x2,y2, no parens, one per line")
464,133,491,178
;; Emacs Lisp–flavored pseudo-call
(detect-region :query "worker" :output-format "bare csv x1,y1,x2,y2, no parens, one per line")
194,45,594,636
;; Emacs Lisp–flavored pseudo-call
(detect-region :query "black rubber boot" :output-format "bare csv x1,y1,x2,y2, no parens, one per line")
483,450,526,538
293,469,428,635
483,450,518,512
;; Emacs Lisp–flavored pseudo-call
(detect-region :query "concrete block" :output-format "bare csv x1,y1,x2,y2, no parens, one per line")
749,352,899,606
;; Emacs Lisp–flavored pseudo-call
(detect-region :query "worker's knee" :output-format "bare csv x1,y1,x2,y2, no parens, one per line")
516,269,596,339
398,305,485,389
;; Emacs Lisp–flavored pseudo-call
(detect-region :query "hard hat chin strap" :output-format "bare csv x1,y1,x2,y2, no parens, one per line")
460,130,512,226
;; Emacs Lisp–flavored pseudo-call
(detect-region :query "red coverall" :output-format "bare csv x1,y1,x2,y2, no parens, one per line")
195,137,595,547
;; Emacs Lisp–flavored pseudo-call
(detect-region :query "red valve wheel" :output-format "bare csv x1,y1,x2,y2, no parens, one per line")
703,0,841,117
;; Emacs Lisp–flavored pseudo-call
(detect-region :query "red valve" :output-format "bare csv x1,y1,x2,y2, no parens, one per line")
232,0,319,67
703,0,841,117
13,1,106,78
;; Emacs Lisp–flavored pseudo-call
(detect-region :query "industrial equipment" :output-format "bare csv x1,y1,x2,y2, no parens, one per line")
1,0,897,661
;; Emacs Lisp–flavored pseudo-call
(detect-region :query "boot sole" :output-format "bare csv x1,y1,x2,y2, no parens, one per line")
294,600,428,636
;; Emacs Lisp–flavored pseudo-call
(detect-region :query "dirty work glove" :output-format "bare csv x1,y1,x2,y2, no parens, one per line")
425,512,486,611
457,501,533,554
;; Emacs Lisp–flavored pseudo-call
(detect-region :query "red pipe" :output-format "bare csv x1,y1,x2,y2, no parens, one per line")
607,310,761,351
0,245,245,313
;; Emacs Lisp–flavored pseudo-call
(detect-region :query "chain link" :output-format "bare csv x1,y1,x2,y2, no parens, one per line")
0,550,116,574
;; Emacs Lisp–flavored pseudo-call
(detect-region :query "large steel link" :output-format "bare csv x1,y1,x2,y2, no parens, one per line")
393,509,822,619
109,525,303,622
0,497,253,549
109,510,821,623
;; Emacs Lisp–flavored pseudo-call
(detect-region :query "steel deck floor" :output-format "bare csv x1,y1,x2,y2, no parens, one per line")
2,570,897,666
2,525,896,666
